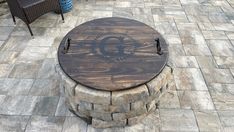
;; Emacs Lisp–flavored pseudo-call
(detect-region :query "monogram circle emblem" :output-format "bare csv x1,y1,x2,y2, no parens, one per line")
93,33,139,62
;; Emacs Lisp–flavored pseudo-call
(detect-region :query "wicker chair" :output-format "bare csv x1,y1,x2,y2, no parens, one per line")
6,0,64,36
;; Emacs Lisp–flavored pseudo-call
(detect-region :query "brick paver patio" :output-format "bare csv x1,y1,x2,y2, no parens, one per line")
0,0,234,131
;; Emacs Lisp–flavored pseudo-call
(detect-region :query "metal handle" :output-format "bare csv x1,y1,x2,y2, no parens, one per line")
155,38,163,55
63,38,71,54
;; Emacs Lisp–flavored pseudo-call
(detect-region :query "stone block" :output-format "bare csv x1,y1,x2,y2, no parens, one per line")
92,118,126,128
77,108,90,118
113,106,147,121
145,91,161,103
109,104,130,113
162,66,173,84
146,75,163,95
112,85,149,105
69,109,91,124
167,79,176,91
90,111,112,121
164,66,173,81
131,101,145,111
146,99,158,112
78,101,93,111
146,99,156,112
63,77,76,93
75,84,111,104
160,83,169,94
146,66,172,96
93,104,130,113
56,65,76,96
64,86,74,98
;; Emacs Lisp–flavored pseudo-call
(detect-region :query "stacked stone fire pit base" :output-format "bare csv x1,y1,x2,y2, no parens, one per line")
56,65,173,128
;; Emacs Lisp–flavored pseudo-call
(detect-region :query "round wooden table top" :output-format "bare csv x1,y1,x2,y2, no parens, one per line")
58,17,169,91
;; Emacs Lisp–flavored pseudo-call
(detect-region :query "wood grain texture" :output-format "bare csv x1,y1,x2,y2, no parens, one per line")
58,17,168,91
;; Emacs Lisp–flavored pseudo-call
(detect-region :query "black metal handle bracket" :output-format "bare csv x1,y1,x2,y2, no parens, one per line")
155,38,163,55
63,38,71,54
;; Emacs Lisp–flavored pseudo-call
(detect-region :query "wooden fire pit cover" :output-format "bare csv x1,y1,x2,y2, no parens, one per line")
58,17,168,91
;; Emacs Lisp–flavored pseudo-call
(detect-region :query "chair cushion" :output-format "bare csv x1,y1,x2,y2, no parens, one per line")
18,0,45,8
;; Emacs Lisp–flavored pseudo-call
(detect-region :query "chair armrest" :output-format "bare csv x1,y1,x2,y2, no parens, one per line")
18,0,45,9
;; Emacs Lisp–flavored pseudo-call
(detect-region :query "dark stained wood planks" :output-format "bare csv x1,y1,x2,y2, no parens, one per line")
58,17,169,91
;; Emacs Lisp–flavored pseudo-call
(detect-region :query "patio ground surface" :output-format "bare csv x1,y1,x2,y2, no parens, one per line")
0,0,234,131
